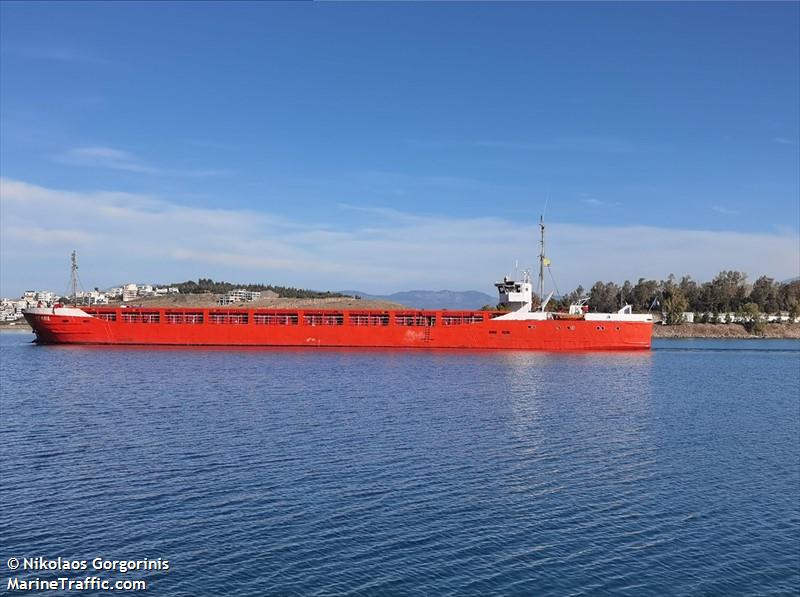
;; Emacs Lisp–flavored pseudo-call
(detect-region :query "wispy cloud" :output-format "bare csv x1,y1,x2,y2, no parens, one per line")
58,146,158,174
773,137,797,145
1,178,798,296
580,198,623,207
2,226,99,245
412,136,638,153
8,45,110,65
56,146,228,177
712,205,741,215
336,203,425,223
522,136,637,153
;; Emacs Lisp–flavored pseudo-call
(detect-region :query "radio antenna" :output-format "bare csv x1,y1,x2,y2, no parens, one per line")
538,214,545,301
70,251,79,306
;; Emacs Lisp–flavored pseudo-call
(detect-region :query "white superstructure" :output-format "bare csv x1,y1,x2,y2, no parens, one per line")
492,216,652,324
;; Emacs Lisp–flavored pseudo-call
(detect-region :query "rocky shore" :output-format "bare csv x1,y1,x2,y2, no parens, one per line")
652,322,800,339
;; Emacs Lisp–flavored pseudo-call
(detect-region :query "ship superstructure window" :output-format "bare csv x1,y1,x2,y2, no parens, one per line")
121,311,160,323
304,312,344,326
253,312,298,325
166,311,204,324
441,313,485,325
209,312,249,325
349,312,390,326
395,313,436,327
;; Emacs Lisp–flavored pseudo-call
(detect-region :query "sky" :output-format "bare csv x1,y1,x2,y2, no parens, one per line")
1,1,798,297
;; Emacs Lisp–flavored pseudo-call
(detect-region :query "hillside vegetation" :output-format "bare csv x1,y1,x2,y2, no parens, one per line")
168,278,352,299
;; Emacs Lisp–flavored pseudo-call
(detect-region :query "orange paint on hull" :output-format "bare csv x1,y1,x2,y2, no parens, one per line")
24,307,652,351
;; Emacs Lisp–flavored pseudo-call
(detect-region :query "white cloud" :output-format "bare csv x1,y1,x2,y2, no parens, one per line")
56,146,228,177
773,137,797,145
1,178,798,297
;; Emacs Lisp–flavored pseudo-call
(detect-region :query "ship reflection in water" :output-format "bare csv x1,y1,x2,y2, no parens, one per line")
1,333,797,596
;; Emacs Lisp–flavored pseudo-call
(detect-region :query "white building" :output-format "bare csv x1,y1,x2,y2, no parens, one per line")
76,290,110,305
122,284,138,302
154,286,179,295
0,299,25,321
219,289,262,305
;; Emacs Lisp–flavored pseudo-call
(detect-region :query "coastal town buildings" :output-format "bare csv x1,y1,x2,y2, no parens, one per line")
0,284,180,321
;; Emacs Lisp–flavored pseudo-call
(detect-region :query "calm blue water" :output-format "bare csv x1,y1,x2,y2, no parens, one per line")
1,331,798,596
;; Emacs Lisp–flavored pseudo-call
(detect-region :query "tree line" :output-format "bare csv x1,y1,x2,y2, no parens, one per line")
559,272,800,325
168,278,352,300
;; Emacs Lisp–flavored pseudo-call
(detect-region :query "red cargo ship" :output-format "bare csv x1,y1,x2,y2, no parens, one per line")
23,220,653,350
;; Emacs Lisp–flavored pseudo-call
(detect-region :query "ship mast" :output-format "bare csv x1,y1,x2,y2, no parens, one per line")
538,215,545,301
70,251,78,306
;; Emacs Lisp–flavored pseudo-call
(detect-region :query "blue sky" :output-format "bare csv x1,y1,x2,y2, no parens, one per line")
1,2,798,296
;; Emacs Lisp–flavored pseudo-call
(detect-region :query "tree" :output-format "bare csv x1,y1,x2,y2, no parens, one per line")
631,278,659,312
553,285,585,311
707,271,748,313
589,281,620,313
619,280,633,307
679,276,700,312
662,287,688,325
749,276,780,314
778,280,800,312
789,301,800,322
738,302,765,335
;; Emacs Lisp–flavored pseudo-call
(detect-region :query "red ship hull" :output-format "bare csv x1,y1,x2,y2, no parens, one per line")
24,307,652,351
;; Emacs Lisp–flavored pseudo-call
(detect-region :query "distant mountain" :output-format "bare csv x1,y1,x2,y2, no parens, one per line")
341,290,495,310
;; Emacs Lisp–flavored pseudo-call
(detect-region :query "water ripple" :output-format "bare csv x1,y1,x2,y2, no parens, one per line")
1,334,798,596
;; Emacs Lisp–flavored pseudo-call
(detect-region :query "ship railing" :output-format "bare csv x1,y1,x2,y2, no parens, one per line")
209,311,249,325
253,312,299,325
165,311,204,324
348,312,390,326
121,311,161,324
395,312,436,327
441,313,486,325
303,312,344,326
